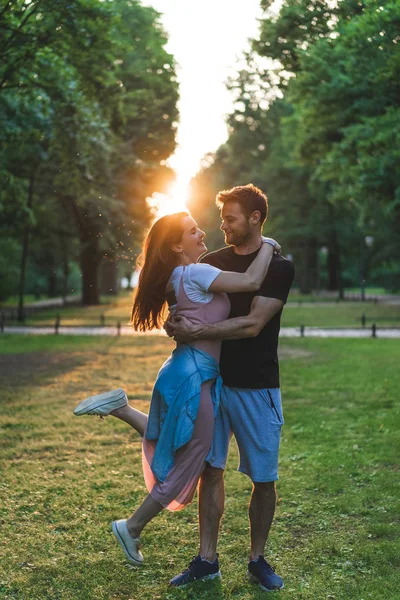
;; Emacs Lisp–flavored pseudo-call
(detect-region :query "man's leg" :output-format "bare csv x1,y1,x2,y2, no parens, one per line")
227,387,284,590
199,464,225,561
249,481,276,560
247,481,283,591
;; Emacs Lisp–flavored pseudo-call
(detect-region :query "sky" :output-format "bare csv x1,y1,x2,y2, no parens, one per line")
141,0,265,214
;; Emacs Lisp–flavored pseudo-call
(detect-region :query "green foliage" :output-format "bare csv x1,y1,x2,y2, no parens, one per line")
0,237,20,301
0,0,179,305
189,0,400,293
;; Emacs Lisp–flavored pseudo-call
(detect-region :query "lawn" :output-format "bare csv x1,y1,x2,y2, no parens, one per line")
281,302,400,328
0,335,399,599
3,291,400,328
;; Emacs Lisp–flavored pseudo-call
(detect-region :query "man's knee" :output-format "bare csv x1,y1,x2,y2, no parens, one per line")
253,481,276,497
201,463,224,485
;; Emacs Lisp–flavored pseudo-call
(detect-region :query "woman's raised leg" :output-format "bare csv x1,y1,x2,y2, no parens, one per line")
110,404,147,437
73,388,148,436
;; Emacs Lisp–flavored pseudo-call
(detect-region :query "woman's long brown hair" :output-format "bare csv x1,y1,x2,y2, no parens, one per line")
131,212,189,331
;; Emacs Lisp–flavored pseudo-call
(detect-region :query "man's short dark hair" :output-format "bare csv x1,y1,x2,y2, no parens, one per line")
215,183,268,224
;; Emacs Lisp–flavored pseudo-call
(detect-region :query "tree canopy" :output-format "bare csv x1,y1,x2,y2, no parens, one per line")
0,0,179,310
189,0,400,293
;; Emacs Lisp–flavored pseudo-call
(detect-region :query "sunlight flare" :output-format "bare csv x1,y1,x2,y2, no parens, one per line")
148,175,190,218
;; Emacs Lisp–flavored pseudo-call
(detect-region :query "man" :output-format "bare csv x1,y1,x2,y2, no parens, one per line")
167,184,295,591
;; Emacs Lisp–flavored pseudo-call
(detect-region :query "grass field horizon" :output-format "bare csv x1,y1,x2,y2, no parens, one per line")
0,335,399,599
2,290,400,329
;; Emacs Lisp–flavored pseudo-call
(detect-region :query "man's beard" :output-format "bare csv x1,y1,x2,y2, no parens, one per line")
225,229,252,247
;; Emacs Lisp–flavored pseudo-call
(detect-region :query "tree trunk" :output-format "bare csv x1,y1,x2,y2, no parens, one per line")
299,239,318,294
336,243,344,300
62,195,101,305
60,235,70,306
17,173,35,322
327,247,338,291
80,230,101,305
327,229,342,291
47,270,57,297
100,258,119,295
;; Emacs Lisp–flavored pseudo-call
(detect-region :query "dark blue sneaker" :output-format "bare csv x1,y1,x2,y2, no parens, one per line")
169,554,221,587
248,556,284,591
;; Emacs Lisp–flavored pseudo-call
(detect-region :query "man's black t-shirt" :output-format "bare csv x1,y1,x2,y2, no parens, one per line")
201,246,295,389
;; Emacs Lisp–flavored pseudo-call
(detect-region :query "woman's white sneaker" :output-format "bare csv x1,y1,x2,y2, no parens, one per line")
73,388,128,416
112,519,143,565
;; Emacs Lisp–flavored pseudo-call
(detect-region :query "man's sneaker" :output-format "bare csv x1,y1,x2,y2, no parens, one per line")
169,554,221,587
248,556,284,591
73,388,127,416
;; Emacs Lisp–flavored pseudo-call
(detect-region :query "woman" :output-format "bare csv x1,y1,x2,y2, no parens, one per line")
74,212,279,566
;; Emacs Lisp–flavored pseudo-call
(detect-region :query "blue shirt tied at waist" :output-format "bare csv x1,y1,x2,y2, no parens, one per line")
145,345,222,482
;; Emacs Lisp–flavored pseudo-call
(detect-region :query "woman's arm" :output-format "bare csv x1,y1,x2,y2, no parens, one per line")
208,239,278,294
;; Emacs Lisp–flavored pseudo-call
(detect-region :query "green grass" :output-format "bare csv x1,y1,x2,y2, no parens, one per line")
281,302,400,327
0,295,41,306
2,294,133,327
0,335,111,354
0,293,121,309
342,287,389,296
287,287,393,300
3,291,400,328
0,335,399,599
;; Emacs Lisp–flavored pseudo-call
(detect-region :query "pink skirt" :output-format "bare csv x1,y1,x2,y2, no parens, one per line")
142,380,214,511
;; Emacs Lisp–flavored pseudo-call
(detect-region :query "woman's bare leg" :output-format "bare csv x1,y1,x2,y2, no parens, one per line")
126,494,164,538
110,404,148,437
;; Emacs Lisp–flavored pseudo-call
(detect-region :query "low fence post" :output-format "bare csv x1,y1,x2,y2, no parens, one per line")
117,321,121,336
100,313,105,327
300,325,305,337
0,313,4,334
372,323,376,338
55,314,60,335
361,314,366,328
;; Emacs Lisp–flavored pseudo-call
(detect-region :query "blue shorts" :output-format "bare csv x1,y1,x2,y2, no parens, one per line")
207,387,284,483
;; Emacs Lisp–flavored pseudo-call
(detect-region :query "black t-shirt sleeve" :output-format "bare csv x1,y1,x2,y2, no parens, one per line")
257,257,295,303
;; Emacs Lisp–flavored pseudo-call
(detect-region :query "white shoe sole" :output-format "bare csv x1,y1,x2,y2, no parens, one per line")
170,571,221,588
73,388,127,416
248,571,284,591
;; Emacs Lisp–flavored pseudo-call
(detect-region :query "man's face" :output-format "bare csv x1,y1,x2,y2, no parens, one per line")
220,202,252,247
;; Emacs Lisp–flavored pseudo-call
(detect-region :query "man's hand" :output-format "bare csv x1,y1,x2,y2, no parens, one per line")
163,315,199,343
163,314,175,338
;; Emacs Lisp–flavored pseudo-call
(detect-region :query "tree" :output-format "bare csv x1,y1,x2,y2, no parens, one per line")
0,0,179,309
189,0,400,293
288,0,400,286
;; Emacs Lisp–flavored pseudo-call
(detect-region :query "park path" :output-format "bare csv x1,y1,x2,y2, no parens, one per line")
2,326,399,338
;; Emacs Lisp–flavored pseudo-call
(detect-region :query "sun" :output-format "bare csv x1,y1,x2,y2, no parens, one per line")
149,176,190,218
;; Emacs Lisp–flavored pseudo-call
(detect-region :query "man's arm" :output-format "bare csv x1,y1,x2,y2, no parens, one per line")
166,296,284,343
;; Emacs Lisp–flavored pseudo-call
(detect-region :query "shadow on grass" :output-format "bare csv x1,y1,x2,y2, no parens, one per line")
0,351,89,391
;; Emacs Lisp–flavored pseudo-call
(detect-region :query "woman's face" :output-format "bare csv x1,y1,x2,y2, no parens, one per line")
177,216,207,263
